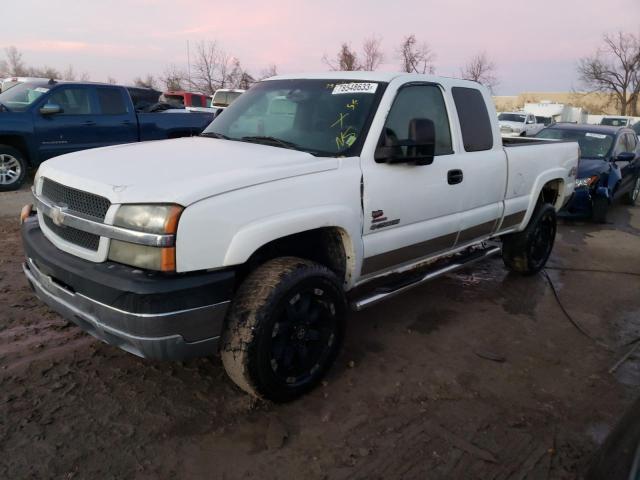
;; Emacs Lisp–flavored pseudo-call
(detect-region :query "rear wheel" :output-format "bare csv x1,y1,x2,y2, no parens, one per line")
0,145,27,192
502,203,557,275
221,257,346,402
592,196,609,223
622,176,640,206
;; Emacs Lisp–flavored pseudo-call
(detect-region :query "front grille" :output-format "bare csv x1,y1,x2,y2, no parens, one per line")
43,215,100,251
42,178,111,220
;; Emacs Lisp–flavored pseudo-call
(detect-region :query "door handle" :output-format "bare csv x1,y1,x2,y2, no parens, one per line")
447,169,463,185
121,120,132,125
82,121,96,126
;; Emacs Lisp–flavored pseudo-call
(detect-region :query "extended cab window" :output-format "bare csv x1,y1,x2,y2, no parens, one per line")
452,87,493,152
382,84,452,155
49,87,93,115
97,88,128,115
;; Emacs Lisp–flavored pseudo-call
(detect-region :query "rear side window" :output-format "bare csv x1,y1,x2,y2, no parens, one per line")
452,87,493,152
97,88,127,115
191,95,203,107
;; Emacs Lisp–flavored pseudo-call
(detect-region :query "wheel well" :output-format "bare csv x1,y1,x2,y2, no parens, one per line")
238,227,350,286
0,136,30,165
540,179,563,209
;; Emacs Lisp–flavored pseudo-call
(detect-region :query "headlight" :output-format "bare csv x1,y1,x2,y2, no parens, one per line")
108,204,183,271
113,204,182,234
575,175,599,188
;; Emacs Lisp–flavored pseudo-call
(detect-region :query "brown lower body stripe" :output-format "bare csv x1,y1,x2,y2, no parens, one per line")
361,210,527,276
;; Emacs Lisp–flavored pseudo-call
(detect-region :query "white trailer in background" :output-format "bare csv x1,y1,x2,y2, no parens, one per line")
524,101,588,124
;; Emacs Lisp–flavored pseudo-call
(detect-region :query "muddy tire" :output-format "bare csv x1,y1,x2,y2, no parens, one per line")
0,145,28,192
221,257,346,402
502,203,557,276
592,196,609,223
622,176,639,206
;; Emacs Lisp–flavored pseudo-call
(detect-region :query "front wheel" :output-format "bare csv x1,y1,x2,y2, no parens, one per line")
221,257,346,402
502,204,557,275
0,145,28,192
622,176,640,206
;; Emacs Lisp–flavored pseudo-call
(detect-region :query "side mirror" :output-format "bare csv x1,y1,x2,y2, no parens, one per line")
374,118,435,165
40,103,63,115
615,152,636,162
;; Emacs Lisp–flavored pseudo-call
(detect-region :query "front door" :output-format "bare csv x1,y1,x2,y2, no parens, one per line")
360,83,463,277
34,86,99,160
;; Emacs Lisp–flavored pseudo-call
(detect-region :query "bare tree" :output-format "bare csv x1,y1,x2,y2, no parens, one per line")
4,46,28,76
62,65,77,81
361,36,384,71
323,43,360,71
460,52,498,93
188,41,239,94
398,35,436,74
133,74,158,89
162,64,186,91
260,63,278,80
29,66,60,79
578,31,640,116
106,76,117,84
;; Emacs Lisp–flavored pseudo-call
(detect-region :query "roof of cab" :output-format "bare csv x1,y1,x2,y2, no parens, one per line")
266,71,484,88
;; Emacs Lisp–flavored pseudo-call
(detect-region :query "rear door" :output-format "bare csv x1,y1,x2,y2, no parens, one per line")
33,85,100,160
450,86,507,244
94,86,138,146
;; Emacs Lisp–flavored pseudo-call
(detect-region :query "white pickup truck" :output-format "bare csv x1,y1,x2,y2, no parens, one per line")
21,72,579,402
498,112,545,137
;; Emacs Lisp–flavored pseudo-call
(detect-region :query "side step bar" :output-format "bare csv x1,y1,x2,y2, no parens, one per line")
351,245,502,311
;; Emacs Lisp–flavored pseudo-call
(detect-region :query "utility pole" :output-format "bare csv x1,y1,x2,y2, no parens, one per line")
187,40,191,88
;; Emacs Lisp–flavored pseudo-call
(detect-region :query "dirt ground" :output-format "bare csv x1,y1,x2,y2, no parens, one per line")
1,198,640,479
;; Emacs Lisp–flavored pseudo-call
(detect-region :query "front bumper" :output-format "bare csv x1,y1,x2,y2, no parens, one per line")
560,187,598,218
22,216,235,360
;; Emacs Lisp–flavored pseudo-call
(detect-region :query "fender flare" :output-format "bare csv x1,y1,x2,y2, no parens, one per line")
223,205,362,281
520,169,567,229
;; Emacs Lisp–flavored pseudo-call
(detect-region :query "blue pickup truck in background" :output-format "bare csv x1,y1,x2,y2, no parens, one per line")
0,80,215,191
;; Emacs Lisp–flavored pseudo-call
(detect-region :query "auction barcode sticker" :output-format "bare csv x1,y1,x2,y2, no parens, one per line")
332,83,378,95
585,133,607,139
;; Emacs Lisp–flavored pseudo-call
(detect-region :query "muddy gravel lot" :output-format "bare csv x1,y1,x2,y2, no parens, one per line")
1,195,640,479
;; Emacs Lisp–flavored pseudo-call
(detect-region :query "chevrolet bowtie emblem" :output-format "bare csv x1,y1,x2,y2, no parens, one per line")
51,204,68,227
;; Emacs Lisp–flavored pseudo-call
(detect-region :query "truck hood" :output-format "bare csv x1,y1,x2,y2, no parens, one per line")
577,158,609,179
37,137,339,205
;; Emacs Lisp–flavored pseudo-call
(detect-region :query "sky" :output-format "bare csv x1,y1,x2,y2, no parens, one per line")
1,0,639,95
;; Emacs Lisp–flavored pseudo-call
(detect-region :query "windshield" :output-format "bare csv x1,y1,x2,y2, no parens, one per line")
499,113,526,123
0,82,49,111
600,117,628,126
536,128,614,159
204,79,385,156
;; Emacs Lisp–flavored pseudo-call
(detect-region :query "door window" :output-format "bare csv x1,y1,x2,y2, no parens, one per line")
97,88,128,115
48,88,93,115
451,87,494,152
381,84,452,156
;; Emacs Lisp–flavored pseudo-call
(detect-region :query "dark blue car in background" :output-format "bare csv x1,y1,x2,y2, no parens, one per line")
0,80,214,191
536,124,640,222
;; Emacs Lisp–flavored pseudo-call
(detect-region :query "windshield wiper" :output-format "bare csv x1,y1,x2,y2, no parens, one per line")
200,132,230,140
240,136,303,151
